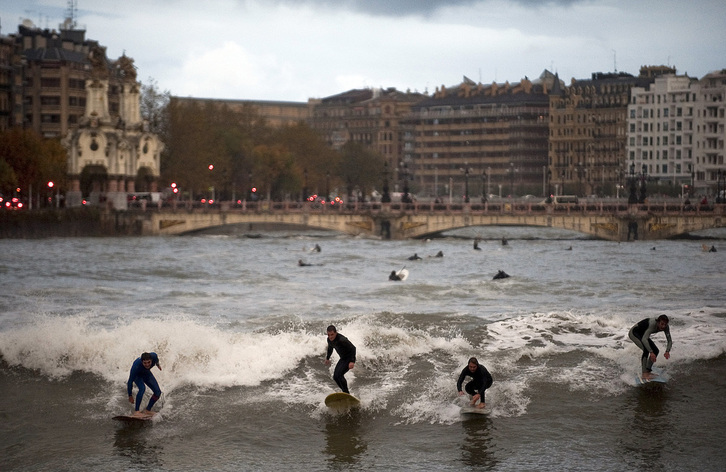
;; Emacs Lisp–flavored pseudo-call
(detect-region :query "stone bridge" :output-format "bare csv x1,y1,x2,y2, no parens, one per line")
115,200,726,242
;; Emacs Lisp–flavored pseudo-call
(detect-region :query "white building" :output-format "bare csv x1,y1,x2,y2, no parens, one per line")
695,70,726,195
627,70,726,196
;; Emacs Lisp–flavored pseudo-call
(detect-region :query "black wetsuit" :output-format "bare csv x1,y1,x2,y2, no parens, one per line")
457,364,493,401
326,333,357,394
628,318,672,373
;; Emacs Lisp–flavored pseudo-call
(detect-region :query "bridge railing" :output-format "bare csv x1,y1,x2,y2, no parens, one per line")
129,199,726,217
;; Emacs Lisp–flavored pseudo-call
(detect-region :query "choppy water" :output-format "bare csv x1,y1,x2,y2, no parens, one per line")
1,226,725,471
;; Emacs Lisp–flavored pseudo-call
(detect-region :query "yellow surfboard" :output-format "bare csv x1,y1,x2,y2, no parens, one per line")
324,392,360,409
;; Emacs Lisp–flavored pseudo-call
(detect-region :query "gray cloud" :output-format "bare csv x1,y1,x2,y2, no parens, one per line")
266,0,583,18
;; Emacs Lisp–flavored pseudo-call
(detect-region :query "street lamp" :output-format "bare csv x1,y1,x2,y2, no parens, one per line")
717,170,725,203
381,161,391,203
508,163,518,198
400,162,411,203
639,164,648,203
303,168,308,202
480,170,487,203
460,166,472,203
628,163,638,204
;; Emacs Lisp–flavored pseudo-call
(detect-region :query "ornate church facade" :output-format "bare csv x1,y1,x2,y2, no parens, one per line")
63,47,164,208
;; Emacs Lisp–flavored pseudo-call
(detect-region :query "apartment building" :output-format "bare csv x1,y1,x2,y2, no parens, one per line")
627,72,700,193
4,19,126,139
308,87,425,174
695,69,726,194
549,70,657,197
401,72,557,200
173,96,310,128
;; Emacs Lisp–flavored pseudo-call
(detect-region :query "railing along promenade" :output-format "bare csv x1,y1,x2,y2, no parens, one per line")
124,199,726,241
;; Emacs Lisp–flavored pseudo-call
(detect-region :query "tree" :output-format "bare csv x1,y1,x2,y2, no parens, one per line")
140,77,171,136
339,141,385,201
273,123,340,199
0,128,67,204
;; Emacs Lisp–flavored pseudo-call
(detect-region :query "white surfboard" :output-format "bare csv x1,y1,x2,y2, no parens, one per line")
324,392,361,409
460,406,489,415
636,368,668,386
396,269,409,281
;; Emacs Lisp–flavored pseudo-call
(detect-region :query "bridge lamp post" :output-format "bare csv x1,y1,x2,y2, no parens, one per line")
717,170,725,203
460,166,471,203
303,168,308,202
400,162,411,203
325,171,330,203
639,164,648,203
628,163,638,204
487,166,491,197
561,170,566,196
480,170,487,203
508,163,518,198
381,161,391,203
208,165,215,202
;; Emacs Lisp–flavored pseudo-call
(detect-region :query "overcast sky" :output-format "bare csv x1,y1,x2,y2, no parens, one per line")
3,0,725,101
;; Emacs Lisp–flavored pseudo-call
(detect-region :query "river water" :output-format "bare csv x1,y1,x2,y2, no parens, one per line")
1,226,725,471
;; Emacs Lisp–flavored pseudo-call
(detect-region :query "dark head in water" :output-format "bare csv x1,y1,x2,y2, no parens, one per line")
493,270,510,280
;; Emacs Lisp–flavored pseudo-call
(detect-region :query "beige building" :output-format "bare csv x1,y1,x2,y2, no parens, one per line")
63,50,164,208
173,96,310,128
402,72,558,200
308,87,425,171
549,70,661,197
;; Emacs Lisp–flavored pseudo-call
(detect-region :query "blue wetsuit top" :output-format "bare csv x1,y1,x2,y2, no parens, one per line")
127,352,160,396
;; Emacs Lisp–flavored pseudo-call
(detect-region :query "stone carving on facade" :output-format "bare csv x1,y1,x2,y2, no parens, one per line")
88,45,110,80
116,54,137,82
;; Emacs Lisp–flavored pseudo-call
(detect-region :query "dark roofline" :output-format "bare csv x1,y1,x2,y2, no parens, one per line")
413,91,550,110
173,96,308,107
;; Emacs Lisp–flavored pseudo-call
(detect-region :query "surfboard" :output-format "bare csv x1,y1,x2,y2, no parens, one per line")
396,269,409,281
460,406,489,415
324,392,361,409
113,413,157,423
636,368,668,386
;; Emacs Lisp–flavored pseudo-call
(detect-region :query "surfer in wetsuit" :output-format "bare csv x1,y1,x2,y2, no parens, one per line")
389,270,402,281
628,315,672,380
457,357,493,409
127,352,163,417
324,325,356,394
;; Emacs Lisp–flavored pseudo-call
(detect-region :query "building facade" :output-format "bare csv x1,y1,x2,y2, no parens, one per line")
174,96,310,128
695,69,726,196
549,70,659,198
5,19,125,139
402,72,557,200
308,87,425,174
627,72,696,197
62,49,164,208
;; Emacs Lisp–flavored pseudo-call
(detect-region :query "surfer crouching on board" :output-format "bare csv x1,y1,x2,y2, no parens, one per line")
457,357,493,409
127,352,163,418
324,325,356,394
628,315,672,380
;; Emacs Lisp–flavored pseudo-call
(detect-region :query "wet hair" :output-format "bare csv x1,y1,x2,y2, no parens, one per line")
141,352,152,361
468,357,479,366
326,325,337,333
656,314,669,324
